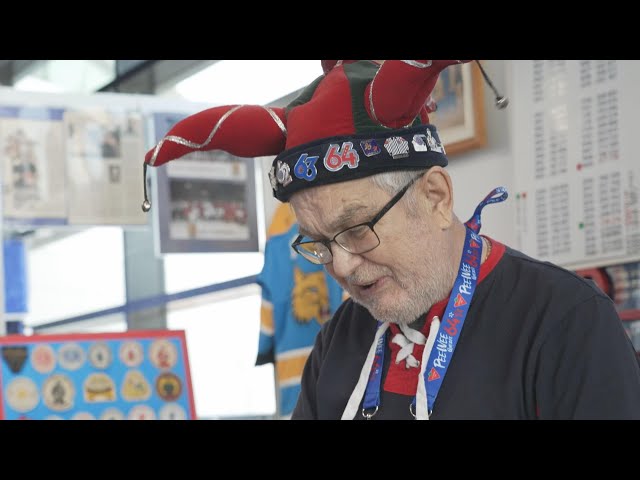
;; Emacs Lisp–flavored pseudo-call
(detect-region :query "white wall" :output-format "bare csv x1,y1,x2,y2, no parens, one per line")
447,60,516,245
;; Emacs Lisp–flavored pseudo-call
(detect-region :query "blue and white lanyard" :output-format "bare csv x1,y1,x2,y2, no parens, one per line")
361,187,508,419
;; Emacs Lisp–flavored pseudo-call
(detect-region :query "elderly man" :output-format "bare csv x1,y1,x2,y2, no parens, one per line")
143,60,640,419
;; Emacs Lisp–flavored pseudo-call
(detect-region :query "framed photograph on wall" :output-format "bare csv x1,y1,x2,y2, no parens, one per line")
151,112,259,254
429,61,487,157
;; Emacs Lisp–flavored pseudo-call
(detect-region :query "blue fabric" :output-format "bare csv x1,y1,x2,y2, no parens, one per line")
256,223,344,417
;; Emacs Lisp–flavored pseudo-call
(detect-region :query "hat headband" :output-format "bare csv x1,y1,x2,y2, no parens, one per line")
269,123,448,201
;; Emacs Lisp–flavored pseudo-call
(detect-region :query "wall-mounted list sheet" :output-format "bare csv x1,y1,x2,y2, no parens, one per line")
512,60,640,270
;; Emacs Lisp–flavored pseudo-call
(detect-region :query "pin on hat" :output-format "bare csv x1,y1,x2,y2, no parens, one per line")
141,60,507,211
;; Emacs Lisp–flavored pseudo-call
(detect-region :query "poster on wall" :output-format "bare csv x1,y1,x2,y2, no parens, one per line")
64,108,147,225
0,106,67,225
512,60,640,270
0,329,196,420
152,112,259,254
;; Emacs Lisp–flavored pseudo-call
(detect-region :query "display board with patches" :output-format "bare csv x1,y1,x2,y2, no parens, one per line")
0,330,195,420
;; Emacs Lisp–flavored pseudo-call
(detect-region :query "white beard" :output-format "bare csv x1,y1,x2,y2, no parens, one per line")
348,230,458,325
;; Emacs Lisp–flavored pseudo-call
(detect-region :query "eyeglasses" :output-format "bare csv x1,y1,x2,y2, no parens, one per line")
291,173,424,265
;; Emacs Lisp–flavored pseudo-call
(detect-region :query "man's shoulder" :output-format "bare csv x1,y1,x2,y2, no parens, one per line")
498,244,608,301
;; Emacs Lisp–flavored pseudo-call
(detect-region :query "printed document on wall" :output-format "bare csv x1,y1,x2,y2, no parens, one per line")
0,106,67,224
65,108,146,225
512,60,640,270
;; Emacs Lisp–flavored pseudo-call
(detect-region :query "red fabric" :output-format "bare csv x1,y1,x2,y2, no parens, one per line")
385,299,448,395
364,60,468,129
145,105,287,166
383,237,505,395
145,60,470,167
285,66,356,150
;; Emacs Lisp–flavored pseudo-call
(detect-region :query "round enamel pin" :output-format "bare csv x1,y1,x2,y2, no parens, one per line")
127,405,156,420
83,373,117,403
119,341,144,368
155,372,182,402
149,339,178,370
88,342,112,369
31,344,56,374
159,403,187,420
5,377,39,413
58,343,86,371
43,374,75,412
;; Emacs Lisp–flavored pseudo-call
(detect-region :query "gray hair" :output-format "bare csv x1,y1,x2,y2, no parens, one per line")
369,169,428,212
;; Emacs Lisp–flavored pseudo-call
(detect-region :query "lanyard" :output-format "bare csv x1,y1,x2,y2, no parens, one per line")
361,187,508,419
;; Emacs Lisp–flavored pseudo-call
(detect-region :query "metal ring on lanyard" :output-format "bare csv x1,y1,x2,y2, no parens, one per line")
409,404,432,419
362,406,379,419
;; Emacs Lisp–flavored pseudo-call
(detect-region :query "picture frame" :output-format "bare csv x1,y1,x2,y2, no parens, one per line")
151,112,259,255
429,61,487,157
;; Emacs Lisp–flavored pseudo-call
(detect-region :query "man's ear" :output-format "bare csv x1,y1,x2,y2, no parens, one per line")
419,166,454,228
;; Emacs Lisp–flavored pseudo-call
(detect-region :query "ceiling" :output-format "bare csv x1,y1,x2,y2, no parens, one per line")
0,60,223,95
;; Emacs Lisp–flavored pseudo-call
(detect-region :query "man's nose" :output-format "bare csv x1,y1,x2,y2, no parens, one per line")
329,244,363,278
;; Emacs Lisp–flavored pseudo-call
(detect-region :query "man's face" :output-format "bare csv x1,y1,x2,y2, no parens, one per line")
290,176,456,324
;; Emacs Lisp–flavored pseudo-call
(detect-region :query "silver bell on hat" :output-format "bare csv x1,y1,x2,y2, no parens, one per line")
475,61,509,110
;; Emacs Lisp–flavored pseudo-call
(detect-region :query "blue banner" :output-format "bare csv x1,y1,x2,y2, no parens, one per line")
3,239,28,314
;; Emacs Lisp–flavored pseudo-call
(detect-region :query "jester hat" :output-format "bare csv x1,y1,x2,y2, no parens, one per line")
142,60,475,210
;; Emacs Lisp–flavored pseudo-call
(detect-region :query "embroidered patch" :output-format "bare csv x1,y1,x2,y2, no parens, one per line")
100,407,125,420
149,339,178,370
72,411,96,420
58,343,85,371
5,377,39,413
159,403,187,420
121,370,152,402
2,346,28,374
292,267,331,324
155,372,182,402
89,342,112,370
84,373,117,403
31,344,56,374
43,374,75,411
127,405,156,420
119,341,144,368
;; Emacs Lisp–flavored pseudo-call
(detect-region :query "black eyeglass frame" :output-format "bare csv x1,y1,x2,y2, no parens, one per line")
291,173,424,264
